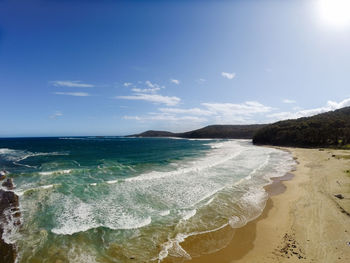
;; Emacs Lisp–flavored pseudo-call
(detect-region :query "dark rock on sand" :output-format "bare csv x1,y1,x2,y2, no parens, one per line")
334,194,344,199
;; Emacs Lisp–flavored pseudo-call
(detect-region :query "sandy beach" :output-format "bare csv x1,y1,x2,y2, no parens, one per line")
184,147,350,263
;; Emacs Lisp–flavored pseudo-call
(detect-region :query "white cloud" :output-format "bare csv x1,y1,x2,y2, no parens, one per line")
51,81,94,88
54,92,90,97
143,80,165,90
116,93,180,106
327,97,350,109
282,99,296,104
268,97,350,121
123,116,141,120
200,101,272,124
124,82,133,87
158,107,213,116
132,87,161,93
221,72,236,80
49,111,63,119
122,98,275,125
170,79,180,85
145,80,157,88
123,99,273,125
202,101,272,116
123,114,207,123
197,78,206,83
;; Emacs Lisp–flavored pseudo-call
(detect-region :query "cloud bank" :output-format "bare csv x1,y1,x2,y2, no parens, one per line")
269,97,350,120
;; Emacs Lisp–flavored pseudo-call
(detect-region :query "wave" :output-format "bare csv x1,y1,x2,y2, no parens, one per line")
124,140,246,182
180,209,197,221
48,140,292,238
106,179,119,184
39,169,72,176
51,207,152,235
156,186,270,262
15,184,58,196
0,148,69,168
159,210,170,216
9,139,296,263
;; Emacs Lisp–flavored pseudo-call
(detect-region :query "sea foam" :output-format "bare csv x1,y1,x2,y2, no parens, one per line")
5,139,295,263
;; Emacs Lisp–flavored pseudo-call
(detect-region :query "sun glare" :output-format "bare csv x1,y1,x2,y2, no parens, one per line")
318,0,350,27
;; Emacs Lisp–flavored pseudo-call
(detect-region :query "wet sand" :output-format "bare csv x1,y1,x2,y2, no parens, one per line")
184,147,350,263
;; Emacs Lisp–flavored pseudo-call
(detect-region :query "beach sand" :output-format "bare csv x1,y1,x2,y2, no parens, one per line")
182,147,350,263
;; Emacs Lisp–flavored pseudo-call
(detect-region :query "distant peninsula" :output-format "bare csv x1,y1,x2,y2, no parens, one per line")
127,124,266,139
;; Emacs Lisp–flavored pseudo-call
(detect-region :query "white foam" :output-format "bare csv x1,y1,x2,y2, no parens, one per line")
52,215,152,235
125,140,246,182
181,209,197,221
0,207,21,245
39,169,72,176
159,210,170,216
50,193,153,235
0,148,27,161
15,184,58,196
37,184,56,190
0,170,9,176
203,197,215,206
158,233,191,262
114,216,152,230
106,179,118,184
0,148,69,167
156,186,271,262
11,140,296,263
157,220,233,262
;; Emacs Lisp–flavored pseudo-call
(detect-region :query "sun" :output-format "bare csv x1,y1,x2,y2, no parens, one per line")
318,0,350,27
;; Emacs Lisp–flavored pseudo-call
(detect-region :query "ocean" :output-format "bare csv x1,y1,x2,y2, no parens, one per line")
0,137,295,263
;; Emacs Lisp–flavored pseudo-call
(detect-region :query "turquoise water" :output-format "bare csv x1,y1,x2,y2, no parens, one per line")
0,137,295,262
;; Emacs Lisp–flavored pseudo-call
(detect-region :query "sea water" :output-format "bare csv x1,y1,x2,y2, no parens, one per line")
0,137,295,262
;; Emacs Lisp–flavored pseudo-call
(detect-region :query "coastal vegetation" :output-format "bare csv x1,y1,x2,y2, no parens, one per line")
252,107,350,148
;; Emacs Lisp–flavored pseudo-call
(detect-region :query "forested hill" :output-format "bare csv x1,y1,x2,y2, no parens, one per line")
179,125,266,139
252,107,350,148
128,124,266,139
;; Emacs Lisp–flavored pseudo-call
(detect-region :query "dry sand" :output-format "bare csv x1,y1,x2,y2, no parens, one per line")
183,147,350,263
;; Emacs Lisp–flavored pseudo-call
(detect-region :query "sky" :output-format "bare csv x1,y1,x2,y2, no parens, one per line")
1,0,350,137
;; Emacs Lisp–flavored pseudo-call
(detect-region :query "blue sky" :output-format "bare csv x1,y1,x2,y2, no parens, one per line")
1,0,350,137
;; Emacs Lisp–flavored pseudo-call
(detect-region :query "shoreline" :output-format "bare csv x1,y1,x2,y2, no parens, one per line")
1,147,349,262
182,147,350,263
